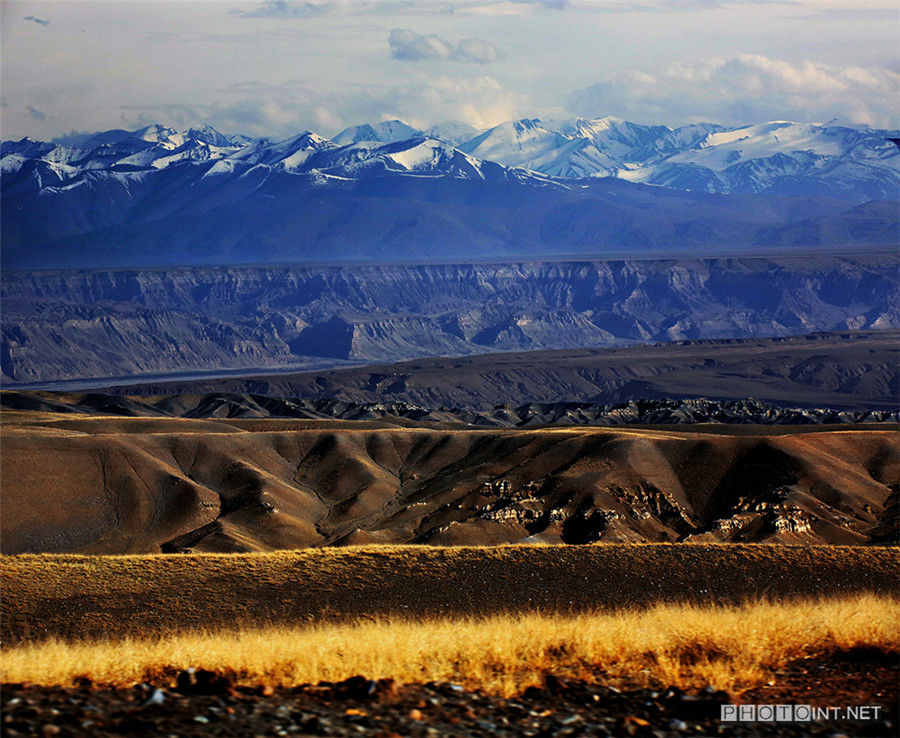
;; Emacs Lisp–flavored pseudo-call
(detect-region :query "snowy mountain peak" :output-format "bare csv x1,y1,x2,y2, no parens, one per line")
225,130,336,169
333,119,421,146
459,119,568,165
282,130,334,148
375,120,421,140
557,117,672,158
1,137,50,158
422,120,481,147
574,115,626,131
133,124,185,148
185,124,233,148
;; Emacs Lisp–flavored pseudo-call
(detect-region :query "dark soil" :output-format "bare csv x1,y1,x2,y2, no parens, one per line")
2,652,897,737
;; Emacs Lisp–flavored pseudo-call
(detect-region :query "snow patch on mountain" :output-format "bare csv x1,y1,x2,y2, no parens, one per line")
423,121,481,147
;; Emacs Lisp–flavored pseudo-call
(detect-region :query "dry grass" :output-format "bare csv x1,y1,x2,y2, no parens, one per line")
4,545,899,644
3,593,897,697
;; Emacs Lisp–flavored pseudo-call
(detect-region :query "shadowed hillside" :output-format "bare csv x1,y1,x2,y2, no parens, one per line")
2,408,896,554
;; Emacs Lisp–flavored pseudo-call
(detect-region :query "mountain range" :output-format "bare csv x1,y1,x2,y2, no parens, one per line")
10,115,897,197
2,116,898,271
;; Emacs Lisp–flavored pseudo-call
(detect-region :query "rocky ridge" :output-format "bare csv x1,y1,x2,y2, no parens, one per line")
2,391,897,427
3,257,897,387
94,329,900,414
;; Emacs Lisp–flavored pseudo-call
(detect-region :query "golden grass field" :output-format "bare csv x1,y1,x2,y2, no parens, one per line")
2,593,897,698
3,544,897,644
2,541,898,727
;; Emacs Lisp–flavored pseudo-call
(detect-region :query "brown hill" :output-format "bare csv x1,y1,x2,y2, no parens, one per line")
2,409,896,554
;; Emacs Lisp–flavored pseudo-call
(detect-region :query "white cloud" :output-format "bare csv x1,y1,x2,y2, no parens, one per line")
389,29,502,64
389,29,456,62
239,1,333,18
115,74,525,139
569,54,900,128
457,37,502,64
393,74,524,129
510,0,568,8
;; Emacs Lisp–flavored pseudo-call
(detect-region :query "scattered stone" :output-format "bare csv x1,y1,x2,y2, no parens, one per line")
0,653,896,737
335,675,378,700
140,688,166,708
175,668,233,696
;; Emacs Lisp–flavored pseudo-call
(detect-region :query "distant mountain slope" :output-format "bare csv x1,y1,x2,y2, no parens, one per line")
83,330,899,414
459,116,900,199
3,257,897,387
2,116,897,271
458,118,621,178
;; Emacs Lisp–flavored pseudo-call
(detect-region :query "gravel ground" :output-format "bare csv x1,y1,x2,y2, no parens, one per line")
2,652,896,738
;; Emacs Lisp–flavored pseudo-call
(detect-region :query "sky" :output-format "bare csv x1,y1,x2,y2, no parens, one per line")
2,0,899,142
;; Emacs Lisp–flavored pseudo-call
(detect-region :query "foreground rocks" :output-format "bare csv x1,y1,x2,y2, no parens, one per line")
2,652,896,737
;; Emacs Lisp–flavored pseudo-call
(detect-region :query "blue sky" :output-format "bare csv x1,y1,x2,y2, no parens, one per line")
2,0,898,140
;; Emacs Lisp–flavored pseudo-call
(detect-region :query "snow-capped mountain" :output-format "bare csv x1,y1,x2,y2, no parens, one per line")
333,119,480,148
300,136,545,182
332,120,421,146
422,121,481,147
456,116,899,199
458,118,621,178
555,116,671,161
227,131,337,170
4,115,897,199
2,116,897,271
615,120,900,199
0,124,555,186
